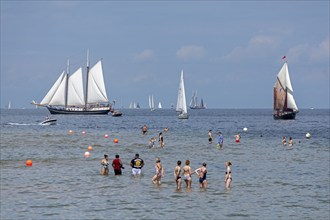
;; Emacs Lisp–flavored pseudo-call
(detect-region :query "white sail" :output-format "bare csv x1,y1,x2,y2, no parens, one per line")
67,68,85,106
87,61,109,104
149,95,155,110
176,71,184,112
40,71,65,105
276,62,298,111
158,102,162,109
48,74,68,106
277,62,293,92
176,70,188,113
287,91,298,111
8,101,11,109
180,71,188,114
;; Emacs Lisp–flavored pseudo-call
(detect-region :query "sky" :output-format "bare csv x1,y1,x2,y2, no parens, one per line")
1,1,329,109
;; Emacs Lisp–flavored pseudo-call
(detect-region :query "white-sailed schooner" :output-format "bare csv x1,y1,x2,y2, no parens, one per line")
32,52,111,114
149,95,155,111
273,61,299,120
176,70,189,119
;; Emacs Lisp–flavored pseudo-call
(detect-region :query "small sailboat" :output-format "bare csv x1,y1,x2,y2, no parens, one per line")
149,95,155,111
40,116,57,125
176,70,189,119
158,102,162,109
110,100,123,117
7,101,11,109
273,61,299,120
31,51,111,115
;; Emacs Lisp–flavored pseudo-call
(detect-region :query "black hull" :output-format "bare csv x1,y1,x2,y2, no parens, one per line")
273,111,297,120
47,107,110,115
189,107,206,110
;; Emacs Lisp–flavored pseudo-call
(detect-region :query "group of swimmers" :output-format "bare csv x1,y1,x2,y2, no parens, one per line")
101,153,233,190
282,136,294,146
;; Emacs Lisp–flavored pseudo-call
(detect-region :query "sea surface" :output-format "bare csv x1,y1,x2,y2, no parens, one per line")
0,108,329,220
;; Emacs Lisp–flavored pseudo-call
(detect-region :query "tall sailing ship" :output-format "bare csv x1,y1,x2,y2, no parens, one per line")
32,53,111,114
189,91,206,109
273,61,299,120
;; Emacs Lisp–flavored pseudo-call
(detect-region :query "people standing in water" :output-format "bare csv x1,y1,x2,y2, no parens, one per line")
195,163,208,188
235,133,241,143
159,132,164,148
112,154,124,175
164,127,169,133
288,137,294,146
101,154,109,175
208,130,213,144
152,157,164,185
130,153,144,175
148,137,156,148
225,161,232,190
174,160,182,190
217,132,224,149
182,160,193,189
141,124,148,135
282,136,287,145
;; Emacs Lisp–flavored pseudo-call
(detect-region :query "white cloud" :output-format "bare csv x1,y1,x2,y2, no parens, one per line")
133,49,156,62
176,45,206,61
222,35,278,61
287,37,329,63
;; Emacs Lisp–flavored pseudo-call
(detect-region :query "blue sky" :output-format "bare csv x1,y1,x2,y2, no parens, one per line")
1,1,329,109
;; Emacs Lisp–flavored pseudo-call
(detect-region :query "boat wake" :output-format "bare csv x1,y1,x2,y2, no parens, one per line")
6,122,57,126
7,122,38,126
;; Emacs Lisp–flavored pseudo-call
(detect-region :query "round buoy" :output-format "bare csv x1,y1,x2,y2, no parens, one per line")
26,160,33,166
68,130,74,135
82,131,86,135
243,127,248,132
306,132,311,139
114,139,119,143
87,146,93,151
104,134,109,138
84,151,90,158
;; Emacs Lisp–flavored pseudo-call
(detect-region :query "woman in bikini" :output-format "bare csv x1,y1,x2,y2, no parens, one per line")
101,154,109,175
173,160,182,190
195,163,208,188
235,133,241,143
152,158,164,185
225,161,232,190
182,160,193,189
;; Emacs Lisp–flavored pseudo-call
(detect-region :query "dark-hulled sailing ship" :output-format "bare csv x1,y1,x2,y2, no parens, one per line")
32,52,111,114
273,61,299,120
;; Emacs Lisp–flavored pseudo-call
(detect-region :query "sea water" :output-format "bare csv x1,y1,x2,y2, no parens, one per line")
0,108,329,220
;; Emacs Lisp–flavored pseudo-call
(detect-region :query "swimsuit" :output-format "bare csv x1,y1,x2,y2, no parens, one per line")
199,169,207,183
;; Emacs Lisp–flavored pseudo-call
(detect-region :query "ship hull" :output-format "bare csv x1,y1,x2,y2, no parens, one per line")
47,106,110,115
273,111,297,120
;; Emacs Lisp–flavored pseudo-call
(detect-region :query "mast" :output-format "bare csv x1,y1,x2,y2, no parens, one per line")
85,49,90,110
65,58,70,108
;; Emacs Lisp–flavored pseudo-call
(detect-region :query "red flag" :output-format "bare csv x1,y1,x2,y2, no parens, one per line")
282,56,286,59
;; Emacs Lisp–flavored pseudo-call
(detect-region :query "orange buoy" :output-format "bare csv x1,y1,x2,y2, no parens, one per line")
87,146,93,151
114,139,119,143
84,151,90,158
26,160,33,166
82,131,87,135
68,130,74,135
104,134,109,138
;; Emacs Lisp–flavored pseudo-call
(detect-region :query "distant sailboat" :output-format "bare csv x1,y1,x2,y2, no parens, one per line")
149,95,155,111
189,91,206,109
158,102,162,109
8,101,11,109
31,52,111,114
273,61,299,120
176,70,189,119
